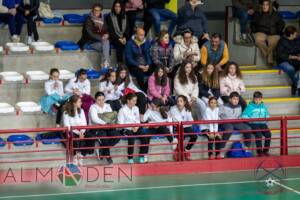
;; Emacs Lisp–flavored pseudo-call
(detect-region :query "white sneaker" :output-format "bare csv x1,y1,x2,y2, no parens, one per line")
103,60,110,68
27,36,33,45
78,153,84,166
11,35,20,43
73,154,79,165
144,155,148,163
171,138,178,150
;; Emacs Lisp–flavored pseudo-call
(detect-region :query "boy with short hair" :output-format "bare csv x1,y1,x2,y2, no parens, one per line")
219,92,252,157
242,91,271,157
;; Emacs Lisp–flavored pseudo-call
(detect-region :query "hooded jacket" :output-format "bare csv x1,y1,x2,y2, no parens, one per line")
241,101,270,124
220,74,246,96
219,103,242,120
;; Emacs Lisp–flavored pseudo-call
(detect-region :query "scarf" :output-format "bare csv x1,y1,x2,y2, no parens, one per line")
110,13,126,38
90,12,104,32
160,41,169,49
134,37,145,46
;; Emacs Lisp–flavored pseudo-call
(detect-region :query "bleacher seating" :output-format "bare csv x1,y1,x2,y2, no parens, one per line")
31,42,55,52
0,103,15,114
26,71,49,81
0,71,24,82
0,4,299,167
55,41,80,51
279,11,298,20
16,102,41,113
5,43,30,53
63,14,87,24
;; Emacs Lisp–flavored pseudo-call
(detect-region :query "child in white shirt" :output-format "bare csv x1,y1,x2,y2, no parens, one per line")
63,95,87,166
89,92,121,165
170,95,198,161
99,69,122,111
65,69,94,122
40,68,71,127
118,93,150,164
201,97,221,160
142,98,178,152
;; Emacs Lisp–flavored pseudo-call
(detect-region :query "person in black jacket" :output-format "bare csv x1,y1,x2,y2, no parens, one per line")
251,0,285,66
78,3,110,67
276,26,300,95
16,0,40,44
106,0,130,64
144,0,177,36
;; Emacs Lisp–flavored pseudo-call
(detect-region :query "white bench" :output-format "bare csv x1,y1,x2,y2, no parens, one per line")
59,69,75,80
0,72,24,82
31,42,55,52
0,103,15,114
5,43,30,52
16,102,41,113
26,71,49,81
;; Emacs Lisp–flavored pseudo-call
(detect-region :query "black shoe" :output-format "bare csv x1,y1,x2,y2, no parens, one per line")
106,158,113,165
291,85,297,96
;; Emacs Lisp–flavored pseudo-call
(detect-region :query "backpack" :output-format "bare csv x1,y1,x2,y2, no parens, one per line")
39,2,54,19
227,142,253,158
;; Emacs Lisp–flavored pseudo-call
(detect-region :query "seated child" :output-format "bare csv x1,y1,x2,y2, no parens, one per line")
242,91,271,157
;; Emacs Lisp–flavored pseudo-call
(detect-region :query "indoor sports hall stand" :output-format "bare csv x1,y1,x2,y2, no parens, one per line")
0,0,300,200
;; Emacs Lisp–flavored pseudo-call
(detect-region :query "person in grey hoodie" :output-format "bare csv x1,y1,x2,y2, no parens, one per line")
219,92,252,156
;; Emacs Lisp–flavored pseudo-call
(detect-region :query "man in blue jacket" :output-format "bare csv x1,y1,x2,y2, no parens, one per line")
0,0,23,42
125,27,152,92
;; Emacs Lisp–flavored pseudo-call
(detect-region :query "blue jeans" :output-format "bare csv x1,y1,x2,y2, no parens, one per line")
148,8,177,35
233,8,249,34
278,62,298,86
0,13,23,36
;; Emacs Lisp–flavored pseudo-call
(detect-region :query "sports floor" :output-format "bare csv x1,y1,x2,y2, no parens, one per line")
0,168,300,200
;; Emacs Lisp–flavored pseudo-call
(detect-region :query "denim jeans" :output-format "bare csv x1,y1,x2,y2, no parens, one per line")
0,13,23,36
233,8,249,34
278,62,298,86
148,8,177,35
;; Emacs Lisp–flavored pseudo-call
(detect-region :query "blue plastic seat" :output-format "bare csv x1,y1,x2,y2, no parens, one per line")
0,137,5,147
41,17,63,24
7,135,34,146
35,133,62,145
297,11,300,18
63,14,86,24
279,11,297,20
55,41,80,51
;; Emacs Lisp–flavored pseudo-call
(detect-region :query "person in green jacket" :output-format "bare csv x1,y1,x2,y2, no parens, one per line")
242,91,271,157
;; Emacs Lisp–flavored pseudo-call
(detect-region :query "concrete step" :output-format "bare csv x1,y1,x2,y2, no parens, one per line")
242,70,291,86
0,80,99,105
0,112,55,129
245,85,292,99
0,51,101,73
0,25,82,46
